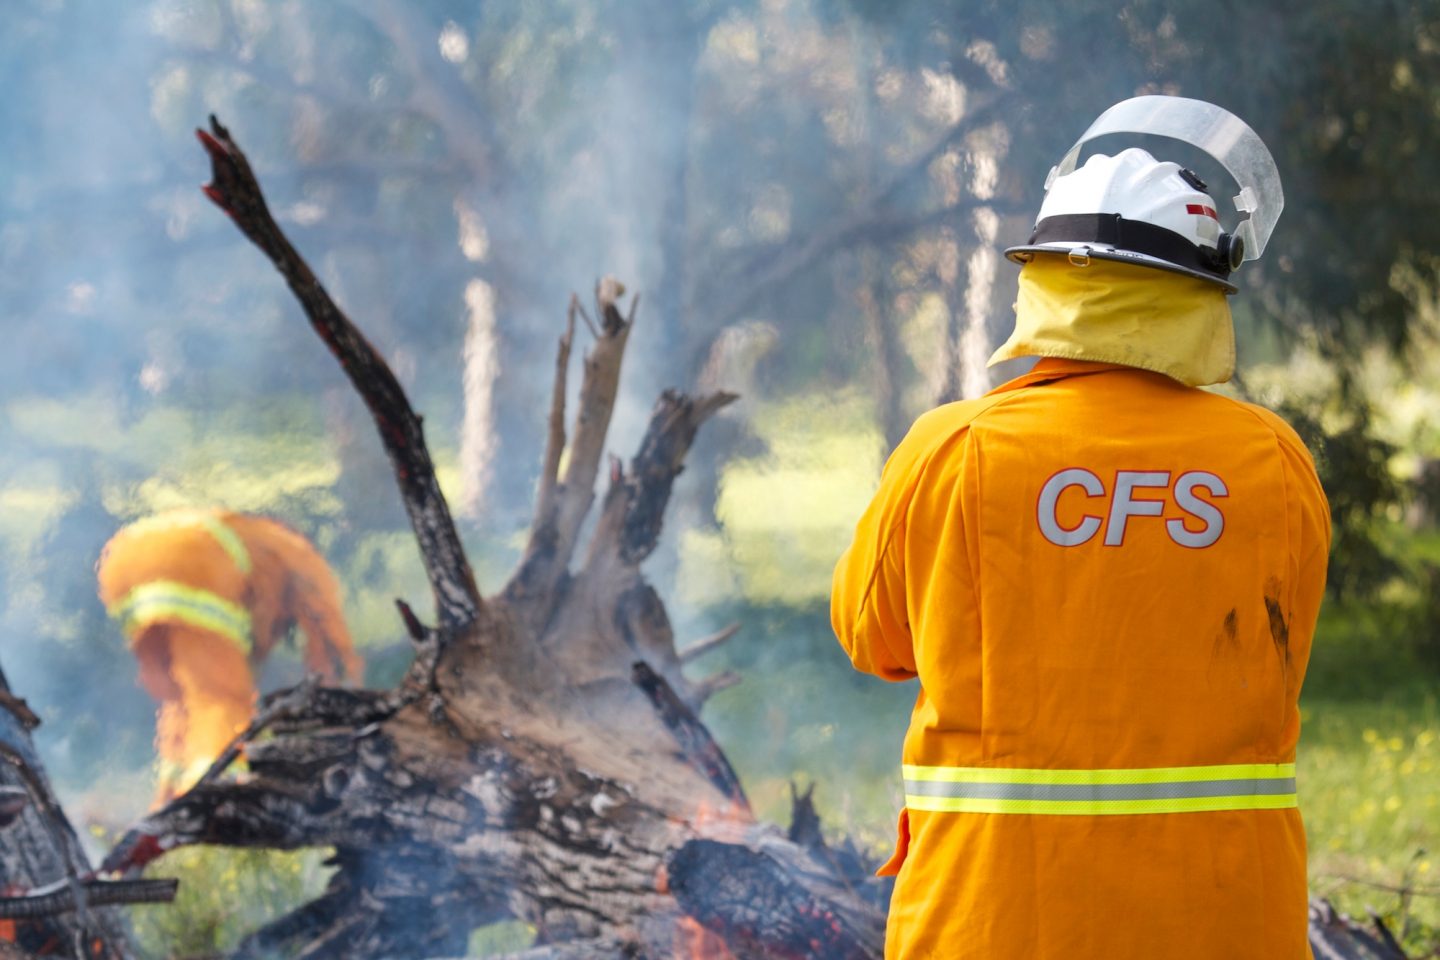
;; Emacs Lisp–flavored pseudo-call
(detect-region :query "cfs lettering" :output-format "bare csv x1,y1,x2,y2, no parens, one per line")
1036,469,1228,548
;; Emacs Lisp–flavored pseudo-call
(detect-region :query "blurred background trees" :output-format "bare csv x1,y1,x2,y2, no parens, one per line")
3,0,1440,953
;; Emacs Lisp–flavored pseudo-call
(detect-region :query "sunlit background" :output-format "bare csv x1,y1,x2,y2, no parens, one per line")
3,0,1440,954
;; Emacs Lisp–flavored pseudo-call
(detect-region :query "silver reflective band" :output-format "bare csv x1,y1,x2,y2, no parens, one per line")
903,763,1298,815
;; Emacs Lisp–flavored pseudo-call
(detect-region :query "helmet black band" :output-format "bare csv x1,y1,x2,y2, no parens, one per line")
1029,213,1234,280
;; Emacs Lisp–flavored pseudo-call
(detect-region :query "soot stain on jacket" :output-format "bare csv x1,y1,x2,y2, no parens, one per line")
1263,577,1290,667
1210,608,1239,661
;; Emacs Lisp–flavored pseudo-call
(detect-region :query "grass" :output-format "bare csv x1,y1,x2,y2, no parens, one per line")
1301,695,1440,951
1296,599,1440,952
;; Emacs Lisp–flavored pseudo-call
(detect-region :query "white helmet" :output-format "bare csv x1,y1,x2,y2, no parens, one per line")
1005,96,1284,294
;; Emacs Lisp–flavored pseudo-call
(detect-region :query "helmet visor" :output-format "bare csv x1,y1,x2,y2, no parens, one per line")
1047,96,1283,260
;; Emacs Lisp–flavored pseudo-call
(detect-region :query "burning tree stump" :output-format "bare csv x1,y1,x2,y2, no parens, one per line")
92,117,889,960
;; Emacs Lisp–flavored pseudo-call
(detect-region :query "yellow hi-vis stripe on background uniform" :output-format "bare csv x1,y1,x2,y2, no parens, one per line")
903,763,1298,815
123,510,254,575
108,580,254,654
197,515,253,575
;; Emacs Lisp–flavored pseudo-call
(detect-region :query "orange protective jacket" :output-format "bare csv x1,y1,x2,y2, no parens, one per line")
833,358,1329,959
98,509,363,683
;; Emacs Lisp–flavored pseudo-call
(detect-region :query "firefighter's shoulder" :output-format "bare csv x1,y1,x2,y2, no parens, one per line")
1205,393,1328,520
884,394,1011,478
1217,395,1321,474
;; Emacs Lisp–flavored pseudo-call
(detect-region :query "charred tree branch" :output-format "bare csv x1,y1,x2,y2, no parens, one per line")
0,691,40,732
509,281,635,608
0,879,178,921
101,778,358,879
195,116,482,633
581,390,736,577
618,390,736,566
632,662,750,817
1308,899,1411,959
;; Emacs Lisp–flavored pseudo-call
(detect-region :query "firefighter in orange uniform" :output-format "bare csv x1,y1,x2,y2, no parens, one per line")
97,509,364,804
833,97,1329,958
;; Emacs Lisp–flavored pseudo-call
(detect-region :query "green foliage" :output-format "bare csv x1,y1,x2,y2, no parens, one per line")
1282,401,1406,598
127,846,334,958
678,389,883,608
1410,561,1440,673
467,921,537,957
1299,596,1440,956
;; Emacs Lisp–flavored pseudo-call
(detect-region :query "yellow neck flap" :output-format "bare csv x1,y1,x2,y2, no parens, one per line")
988,256,1235,387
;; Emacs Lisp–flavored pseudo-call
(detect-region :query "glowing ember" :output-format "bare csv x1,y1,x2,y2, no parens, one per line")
689,800,750,843
675,915,735,960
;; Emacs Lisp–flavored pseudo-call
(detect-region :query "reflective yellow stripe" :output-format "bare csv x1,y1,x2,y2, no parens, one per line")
903,763,1298,816
197,515,252,575
123,509,253,575
903,762,1295,785
906,794,1298,815
108,580,253,654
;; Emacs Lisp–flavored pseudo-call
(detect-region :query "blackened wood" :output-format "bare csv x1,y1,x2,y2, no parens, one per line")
196,115,481,633
0,664,136,958
229,888,347,960
632,662,750,816
0,786,26,829
617,390,736,566
787,783,823,852
0,880,178,920
667,838,886,960
1308,899,1410,959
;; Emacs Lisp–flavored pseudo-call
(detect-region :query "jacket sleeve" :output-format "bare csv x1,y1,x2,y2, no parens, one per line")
831,426,932,681
1249,404,1332,684
1280,427,1332,670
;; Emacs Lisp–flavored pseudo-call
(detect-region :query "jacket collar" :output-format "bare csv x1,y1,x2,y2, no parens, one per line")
987,357,1136,396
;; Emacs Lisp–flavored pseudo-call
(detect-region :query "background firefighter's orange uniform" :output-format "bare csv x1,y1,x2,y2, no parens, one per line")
97,510,363,803
833,355,1330,958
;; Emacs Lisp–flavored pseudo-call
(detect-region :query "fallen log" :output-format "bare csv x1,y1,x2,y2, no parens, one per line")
92,116,887,959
